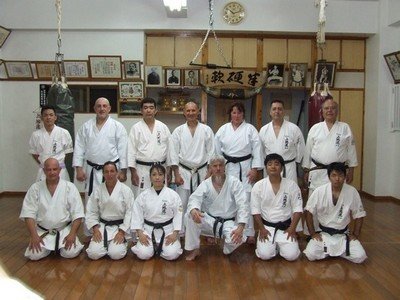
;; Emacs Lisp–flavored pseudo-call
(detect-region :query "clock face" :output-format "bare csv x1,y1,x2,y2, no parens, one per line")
223,2,245,25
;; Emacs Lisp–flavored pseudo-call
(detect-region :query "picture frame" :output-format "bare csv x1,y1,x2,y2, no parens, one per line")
4,61,33,79
64,60,90,79
0,26,11,48
145,65,163,87
183,69,200,87
88,55,122,79
118,99,142,117
34,61,60,79
118,80,144,99
165,68,181,87
266,63,284,87
384,51,400,84
124,60,141,79
288,63,308,88
314,61,336,88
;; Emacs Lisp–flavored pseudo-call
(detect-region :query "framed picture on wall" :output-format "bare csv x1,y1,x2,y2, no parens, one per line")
118,80,144,99
124,60,141,79
64,60,90,79
165,68,181,87
0,26,11,48
34,61,60,79
145,65,163,87
89,55,122,79
314,62,336,88
384,51,400,84
183,69,200,87
288,63,308,88
266,63,284,87
4,61,33,79
119,99,142,117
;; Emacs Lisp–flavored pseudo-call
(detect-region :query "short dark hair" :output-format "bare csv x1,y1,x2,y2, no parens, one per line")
228,102,245,120
141,97,157,109
41,105,56,115
149,164,166,176
270,99,284,108
103,161,118,172
327,162,347,177
264,153,285,167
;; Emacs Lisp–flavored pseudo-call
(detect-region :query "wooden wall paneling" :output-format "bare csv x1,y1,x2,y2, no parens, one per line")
329,89,341,104
339,90,364,190
146,36,175,66
208,37,233,67
201,40,209,124
341,40,365,70
232,38,257,68
255,38,264,130
317,39,341,63
263,38,287,67
175,36,203,67
288,39,312,68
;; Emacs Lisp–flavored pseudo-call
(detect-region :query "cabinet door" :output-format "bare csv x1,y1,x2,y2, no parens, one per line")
263,38,287,66
175,37,203,67
317,39,341,63
208,37,232,68
233,38,257,68
146,36,175,66
288,39,312,68
339,90,364,190
341,40,365,70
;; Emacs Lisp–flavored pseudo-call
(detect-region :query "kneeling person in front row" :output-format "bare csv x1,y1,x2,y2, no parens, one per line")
251,153,302,261
131,164,183,260
303,162,367,264
185,155,249,260
85,161,134,260
19,158,84,260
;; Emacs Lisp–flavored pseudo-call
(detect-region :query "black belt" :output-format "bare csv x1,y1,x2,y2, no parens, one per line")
222,153,252,181
87,158,119,196
310,158,329,172
100,218,124,249
283,158,296,178
38,222,71,255
262,218,291,243
136,159,166,167
208,213,235,239
319,224,350,256
144,218,173,256
179,161,208,193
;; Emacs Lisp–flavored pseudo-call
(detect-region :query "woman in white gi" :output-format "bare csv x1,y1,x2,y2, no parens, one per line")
215,102,263,243
86,161,134,260
131,165,183,260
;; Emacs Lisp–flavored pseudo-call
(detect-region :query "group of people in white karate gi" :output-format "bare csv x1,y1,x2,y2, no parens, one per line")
20,96,367,264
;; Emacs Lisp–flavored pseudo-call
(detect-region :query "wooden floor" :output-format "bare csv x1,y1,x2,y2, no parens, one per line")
1,195,400,300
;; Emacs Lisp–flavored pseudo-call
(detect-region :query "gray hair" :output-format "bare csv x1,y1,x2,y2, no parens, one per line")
209,154,225,165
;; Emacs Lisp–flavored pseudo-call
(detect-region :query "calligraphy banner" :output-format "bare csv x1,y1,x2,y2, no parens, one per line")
202,69,266,88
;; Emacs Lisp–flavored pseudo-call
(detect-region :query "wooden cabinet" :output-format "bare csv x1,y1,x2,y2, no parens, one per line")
233,38,257,68
341,40,365,70
263,38,287,66
146,36,175,66
208,37,233,67
288,39,312,67
317,39,341,63
175,36,203,67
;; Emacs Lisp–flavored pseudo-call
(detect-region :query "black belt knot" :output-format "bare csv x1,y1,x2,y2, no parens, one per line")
319,224,350,256
144,218,173,256
208,213,235,239
222,153,252,181
179,161,208,193
136,159,166,167
100,218,124,249
262,218,291,243
38,222,71,255
87,158,120,196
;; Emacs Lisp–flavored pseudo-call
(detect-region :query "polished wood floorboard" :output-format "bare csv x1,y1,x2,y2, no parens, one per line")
1,195,399,299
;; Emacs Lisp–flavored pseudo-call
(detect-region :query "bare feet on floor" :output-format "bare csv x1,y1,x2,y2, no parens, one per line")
246,236,256,244
186,249,201,261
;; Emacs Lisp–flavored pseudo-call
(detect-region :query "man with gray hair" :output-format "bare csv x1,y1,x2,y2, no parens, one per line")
74,97,128,198
185,155,249,260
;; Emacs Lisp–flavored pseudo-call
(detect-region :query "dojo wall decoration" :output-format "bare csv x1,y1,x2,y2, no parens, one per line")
384,51,400,84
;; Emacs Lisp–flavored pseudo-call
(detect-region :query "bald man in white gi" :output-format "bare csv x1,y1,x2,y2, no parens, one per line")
303,162,367,264
169,102,214,229
259,100,305,183
251,153,302,261
128,98,171,197
185,155,249,260
19,158,84,260
29,105,73,181
73,97,128,198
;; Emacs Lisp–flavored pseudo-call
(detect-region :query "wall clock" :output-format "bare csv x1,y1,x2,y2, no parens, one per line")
222,2,245,25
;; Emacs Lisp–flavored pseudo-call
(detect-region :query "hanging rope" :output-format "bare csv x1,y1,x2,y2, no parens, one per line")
190,0,231,69
53,0,66,84
315,0,327,52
